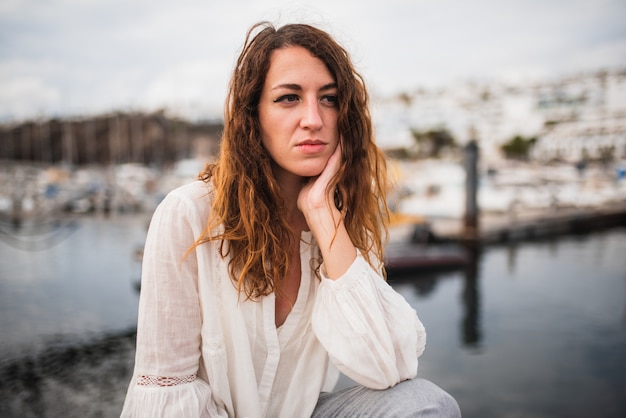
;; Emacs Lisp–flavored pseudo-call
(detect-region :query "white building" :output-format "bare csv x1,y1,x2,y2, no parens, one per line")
532,72,626,162
373,69,626,166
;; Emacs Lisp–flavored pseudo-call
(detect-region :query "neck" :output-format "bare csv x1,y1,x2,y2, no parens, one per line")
274,171,309,233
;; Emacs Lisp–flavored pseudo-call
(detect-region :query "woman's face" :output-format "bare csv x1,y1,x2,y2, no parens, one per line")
258,46,339,184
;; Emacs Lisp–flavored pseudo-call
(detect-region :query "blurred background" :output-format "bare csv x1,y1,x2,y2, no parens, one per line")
1,1,625,417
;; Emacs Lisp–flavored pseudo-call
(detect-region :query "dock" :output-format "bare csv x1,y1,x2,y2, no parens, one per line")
428,201,626,245
383,201,626,275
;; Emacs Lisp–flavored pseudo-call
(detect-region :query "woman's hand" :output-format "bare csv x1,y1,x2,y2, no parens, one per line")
297,143,342,217
298,143,356,279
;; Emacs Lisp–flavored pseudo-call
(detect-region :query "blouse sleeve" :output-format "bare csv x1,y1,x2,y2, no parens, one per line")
311,253,427,390
121,190,225,418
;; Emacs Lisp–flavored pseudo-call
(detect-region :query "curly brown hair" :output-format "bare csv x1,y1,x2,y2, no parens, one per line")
194,22,390,299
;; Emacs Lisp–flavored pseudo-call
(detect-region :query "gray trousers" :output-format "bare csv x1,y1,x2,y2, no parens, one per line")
312,378,461,417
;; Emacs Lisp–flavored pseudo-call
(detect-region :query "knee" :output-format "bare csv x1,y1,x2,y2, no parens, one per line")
429,386,461,418
403,378,462,417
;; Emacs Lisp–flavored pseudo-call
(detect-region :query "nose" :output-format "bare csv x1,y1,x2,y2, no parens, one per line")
300,98,323,131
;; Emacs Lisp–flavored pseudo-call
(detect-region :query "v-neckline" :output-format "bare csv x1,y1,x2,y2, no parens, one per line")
273,231,313,341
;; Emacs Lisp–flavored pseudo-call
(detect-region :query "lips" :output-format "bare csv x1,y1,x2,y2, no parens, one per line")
296,140,327,154
297,139,326,146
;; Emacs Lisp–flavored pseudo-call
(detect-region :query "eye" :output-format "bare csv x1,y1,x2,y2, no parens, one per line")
274,94,300,104
321,94,338,107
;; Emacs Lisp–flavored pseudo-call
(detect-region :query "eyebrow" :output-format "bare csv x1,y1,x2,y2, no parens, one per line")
271,82,337,92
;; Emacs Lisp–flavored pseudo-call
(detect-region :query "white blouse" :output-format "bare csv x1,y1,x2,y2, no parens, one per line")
121,180,426,418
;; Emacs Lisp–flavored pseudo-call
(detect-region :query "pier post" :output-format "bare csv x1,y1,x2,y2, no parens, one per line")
464,140,480,240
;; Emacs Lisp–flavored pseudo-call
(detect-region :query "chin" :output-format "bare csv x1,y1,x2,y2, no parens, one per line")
287,160,325,178
298,166,326,178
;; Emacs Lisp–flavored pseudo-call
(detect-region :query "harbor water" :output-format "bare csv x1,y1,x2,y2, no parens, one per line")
1,214,625,417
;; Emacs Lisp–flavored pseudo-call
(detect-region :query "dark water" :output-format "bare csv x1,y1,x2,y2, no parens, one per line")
1,215,625,417
390,229,626,418
0,214,146,418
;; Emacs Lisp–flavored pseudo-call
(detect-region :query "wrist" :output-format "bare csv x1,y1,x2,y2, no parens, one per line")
304,204,342,230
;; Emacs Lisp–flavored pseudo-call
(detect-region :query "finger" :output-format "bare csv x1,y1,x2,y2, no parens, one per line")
321,142,342,181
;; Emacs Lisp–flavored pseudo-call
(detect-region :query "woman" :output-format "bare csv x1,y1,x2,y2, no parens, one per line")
121,22,461,417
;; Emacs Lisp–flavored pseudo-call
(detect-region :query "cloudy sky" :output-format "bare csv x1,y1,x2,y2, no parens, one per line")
1,0,625,121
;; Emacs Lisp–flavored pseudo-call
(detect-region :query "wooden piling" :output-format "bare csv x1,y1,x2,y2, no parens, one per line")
463,140,480,241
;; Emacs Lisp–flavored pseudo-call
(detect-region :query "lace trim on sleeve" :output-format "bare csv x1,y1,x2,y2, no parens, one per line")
136,374,197,387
